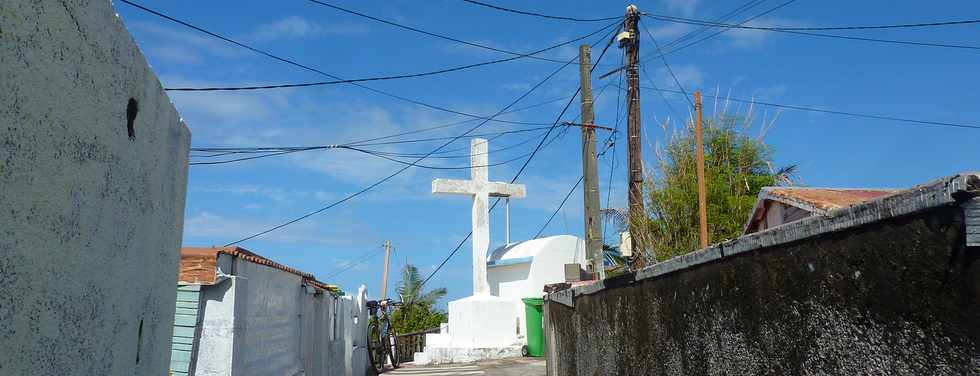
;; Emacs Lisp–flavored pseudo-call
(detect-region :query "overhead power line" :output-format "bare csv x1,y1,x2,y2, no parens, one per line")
117,0,555,127
188,115,617,165
417,26,621,291
643,0,798,62
304,0,616,65
643,13,980,32
459,0,621,22
636,85,980,130
602,67,626,242
639,19,694,108
656,0,770,52
535,116,622,239
165,20,620,91
218,25,621,246
322,247,386,280
534,176,584,238
642,13,980,52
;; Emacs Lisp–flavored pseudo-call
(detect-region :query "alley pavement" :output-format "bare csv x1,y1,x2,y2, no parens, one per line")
384,358,546,376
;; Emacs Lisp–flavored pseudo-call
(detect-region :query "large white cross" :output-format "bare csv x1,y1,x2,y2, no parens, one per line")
432,138,526,296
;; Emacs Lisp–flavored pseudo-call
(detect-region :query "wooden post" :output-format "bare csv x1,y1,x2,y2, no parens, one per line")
578,44,604,279
624,4,646,265
381,240,391,300
695,91,709,248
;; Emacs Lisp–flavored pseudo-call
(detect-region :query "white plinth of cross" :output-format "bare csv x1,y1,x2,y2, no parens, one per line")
432,138,526,296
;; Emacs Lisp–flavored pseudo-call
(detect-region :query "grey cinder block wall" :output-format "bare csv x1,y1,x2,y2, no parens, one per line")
0,0,191,375
545,174,979,375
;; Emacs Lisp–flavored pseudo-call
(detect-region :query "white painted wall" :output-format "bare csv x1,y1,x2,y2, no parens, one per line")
0,1,191,375
487,235,586,338
192,258,370,376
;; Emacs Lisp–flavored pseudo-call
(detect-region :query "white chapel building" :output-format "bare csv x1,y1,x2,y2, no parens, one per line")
487,235,586,338
415,138,589,364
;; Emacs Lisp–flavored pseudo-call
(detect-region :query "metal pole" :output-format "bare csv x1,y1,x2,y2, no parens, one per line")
505,197,511,245
381,240,391,300
695,91,709,248
624,5,646,265
578,44,604,278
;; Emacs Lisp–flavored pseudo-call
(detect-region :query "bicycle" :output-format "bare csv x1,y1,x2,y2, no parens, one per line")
366,298,401,374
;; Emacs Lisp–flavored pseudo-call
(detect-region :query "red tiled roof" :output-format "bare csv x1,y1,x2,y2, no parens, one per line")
179,246,338,293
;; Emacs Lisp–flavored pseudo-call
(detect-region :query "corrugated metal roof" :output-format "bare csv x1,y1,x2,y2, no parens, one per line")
179,246,339,294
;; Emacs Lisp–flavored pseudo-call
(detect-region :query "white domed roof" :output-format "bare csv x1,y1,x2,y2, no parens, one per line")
489,235,581,263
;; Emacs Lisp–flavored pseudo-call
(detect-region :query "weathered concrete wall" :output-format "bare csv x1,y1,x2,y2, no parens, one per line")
547,194,979,374
0,0,191,375
192,257,370,376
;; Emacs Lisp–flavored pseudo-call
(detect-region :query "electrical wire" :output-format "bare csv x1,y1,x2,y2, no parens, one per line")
218,24,621,247
645,0,798,61
643,13,980,31
416,25,621,291
656,0,769,52
117,0,558,127
642,13,980,52
322,247,386,280
459,0,621,22
304,0,617,65
375,83,615,160
639,62,684,123
188,119,607,165
341,93,574,146
165,20,621,91
639,18,694,108
534,176,584,239
633,85,980,130
189,82,615,166
534,126,621,239
602,65,626,243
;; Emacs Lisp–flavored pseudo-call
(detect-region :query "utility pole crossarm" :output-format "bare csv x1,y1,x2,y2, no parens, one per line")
562,121,615,131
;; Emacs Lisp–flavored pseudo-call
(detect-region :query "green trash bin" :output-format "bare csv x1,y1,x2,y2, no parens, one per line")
522,297,545,357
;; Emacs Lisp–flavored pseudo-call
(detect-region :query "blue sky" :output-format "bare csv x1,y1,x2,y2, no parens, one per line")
115,0,980,303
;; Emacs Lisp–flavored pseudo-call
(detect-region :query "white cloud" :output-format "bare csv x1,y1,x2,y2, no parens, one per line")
662,0,702,16
723,16,806,48
751,84,790,100
193,185,337,204
652,64,704,92
182,210,369,247
126,21,244,65
515,174,585,219
645,21,696,43
249,16,367,42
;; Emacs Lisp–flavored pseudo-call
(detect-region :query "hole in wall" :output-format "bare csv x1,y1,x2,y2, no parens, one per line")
136,318,143,365
126,98,139,139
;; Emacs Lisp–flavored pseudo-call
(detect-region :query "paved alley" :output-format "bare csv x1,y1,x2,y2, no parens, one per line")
385,358,546,376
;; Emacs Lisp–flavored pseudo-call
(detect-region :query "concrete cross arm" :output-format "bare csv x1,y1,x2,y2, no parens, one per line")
488,182,526,198
432,179,526,198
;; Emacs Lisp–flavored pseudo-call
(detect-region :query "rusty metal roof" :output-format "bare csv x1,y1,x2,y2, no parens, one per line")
179,246,339,294
764,187,898,212
744,187,899,234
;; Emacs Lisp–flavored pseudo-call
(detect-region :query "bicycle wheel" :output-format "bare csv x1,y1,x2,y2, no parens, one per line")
384,317,400,368
367,318,386,374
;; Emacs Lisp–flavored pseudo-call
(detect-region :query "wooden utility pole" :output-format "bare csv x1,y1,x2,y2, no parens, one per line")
578,44,603,279
380,240,391,300
623,5,645,261
695,92,709,248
